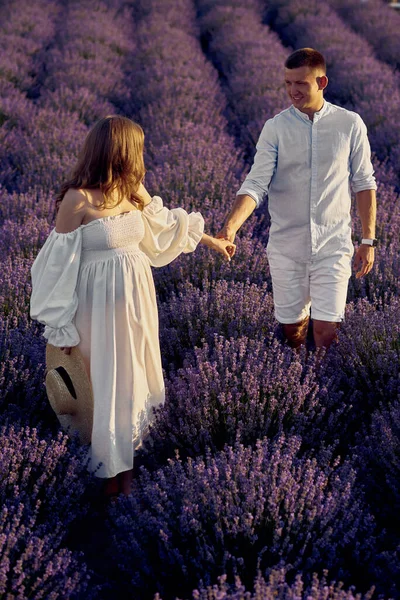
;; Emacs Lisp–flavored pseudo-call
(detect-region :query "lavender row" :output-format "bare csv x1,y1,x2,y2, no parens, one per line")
264,0,400,182
149,291,400,482
196,0,289,154
0,0,132,196
118,0,243,213
40,0,134,125
0,0,60,95
327,0,400,70
0,0,83,195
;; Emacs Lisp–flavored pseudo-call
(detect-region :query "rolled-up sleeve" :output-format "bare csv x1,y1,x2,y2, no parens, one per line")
236,118,278,207
349,114,377,193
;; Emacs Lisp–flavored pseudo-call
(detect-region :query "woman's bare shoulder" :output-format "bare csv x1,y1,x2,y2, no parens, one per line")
55,188,88,233
137,182,154,206
62,188,89,210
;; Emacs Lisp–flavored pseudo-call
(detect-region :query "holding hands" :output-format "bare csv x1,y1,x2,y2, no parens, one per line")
216,224,236,244
201,233,236,261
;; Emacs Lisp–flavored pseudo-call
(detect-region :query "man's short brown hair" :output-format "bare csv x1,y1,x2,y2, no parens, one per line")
285,48,326,73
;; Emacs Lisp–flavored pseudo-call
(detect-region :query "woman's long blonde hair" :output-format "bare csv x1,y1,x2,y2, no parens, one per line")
56,116,146,211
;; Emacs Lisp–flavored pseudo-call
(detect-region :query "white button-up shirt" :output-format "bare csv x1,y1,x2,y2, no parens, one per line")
237,101,377,262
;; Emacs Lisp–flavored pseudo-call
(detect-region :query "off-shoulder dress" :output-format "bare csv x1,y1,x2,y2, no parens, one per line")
30,196,204,478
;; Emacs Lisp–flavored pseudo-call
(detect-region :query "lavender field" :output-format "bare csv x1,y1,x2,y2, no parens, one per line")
1,0,399,597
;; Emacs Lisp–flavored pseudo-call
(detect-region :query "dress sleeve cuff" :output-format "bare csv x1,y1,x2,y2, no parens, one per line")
43,324,80,347
184,212,205,253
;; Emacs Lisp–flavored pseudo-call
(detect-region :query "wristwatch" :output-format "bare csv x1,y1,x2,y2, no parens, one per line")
361,238,378,247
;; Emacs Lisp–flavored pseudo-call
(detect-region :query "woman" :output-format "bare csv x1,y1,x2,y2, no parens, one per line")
30,115,235,501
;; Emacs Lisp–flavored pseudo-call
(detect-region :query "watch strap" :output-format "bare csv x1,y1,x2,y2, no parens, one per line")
361,238,377,247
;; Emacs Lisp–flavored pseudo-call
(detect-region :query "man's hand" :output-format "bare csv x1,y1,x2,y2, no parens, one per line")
353,244,375,279
216,195,257,244
216,225,236,244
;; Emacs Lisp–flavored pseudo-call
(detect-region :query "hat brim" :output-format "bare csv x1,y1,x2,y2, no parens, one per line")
45,345,94,445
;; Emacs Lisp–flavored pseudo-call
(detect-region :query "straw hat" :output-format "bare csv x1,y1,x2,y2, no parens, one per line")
45,344,94,445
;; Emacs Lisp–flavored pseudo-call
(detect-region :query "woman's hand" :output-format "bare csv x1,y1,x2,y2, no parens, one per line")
60,347,72,355
201,234,236,261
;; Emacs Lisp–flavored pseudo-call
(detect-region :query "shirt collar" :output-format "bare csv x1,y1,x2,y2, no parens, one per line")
292,100,329,122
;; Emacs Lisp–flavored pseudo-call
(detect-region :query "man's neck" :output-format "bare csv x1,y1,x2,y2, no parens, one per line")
298,99,325,121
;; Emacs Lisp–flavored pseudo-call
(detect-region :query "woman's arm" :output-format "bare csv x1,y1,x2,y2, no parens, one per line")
54,189,86,353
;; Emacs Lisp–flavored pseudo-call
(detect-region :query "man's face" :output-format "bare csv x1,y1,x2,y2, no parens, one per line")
284,66,325,111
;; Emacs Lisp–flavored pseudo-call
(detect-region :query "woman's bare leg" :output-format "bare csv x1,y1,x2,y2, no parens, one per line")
102,474,119,498
117,469,133,496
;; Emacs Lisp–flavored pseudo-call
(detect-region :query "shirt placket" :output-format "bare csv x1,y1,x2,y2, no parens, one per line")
310,117,318,258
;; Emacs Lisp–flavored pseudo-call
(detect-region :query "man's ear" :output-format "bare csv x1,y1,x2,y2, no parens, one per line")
317,75,328,90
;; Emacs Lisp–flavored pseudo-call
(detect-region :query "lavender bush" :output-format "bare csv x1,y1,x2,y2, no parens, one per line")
0,423,97,599
107,436,375,599
148,297,400,473
159,569,376,600
159,280,275,368
0,316,47,421
145,335,321,464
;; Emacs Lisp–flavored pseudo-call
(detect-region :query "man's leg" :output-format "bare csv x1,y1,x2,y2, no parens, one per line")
283,316,310,349
312,320,338,349
310,251,352,349
267,247,311,347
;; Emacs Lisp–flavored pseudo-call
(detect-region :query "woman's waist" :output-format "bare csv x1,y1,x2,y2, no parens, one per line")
80,245,147,265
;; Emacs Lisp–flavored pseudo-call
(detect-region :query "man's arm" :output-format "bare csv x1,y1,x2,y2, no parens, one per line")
217,194,257,243
353,189,377,279
218,118,278,242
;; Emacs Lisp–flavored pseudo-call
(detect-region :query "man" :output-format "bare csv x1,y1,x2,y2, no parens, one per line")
218,48,377,349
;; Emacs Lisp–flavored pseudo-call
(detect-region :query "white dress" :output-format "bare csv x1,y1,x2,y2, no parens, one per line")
30,196,204,478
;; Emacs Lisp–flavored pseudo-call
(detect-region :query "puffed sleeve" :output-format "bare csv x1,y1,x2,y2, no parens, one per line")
30,228,82,347
139,196,204,267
